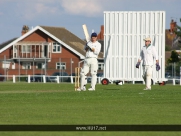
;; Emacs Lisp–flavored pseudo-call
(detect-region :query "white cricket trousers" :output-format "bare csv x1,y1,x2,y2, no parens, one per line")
80,58,98,89
142,65,153,89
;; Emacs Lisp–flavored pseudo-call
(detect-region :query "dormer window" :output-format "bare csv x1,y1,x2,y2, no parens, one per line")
53,42,61,53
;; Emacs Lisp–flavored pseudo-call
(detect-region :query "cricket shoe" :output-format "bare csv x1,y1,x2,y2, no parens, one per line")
143,87,151,90
76,86,86,91
82,86,86,91
88,88,95,91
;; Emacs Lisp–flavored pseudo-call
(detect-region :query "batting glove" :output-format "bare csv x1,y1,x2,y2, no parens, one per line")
136,62,140,68
86,42,93,51
156,63,160,71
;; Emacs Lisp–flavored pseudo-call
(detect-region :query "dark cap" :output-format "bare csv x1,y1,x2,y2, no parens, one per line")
91,32,97,37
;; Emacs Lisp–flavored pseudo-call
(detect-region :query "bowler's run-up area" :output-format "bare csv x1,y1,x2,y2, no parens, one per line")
103,11,166,84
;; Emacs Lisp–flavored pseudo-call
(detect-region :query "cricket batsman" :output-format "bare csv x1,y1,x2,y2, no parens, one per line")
77,32,101,91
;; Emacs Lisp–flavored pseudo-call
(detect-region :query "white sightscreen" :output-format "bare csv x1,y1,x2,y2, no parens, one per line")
104,11,165,82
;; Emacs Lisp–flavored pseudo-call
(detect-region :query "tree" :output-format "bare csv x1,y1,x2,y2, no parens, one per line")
174,18,181,46
166,20,181,76
165,44,171,51
167,50,180,64
166,50,181,76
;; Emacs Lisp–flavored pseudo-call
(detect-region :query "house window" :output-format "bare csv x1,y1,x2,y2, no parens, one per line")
12,63,15,69
37,63,43,69
53,42,61,53
37,63,47,69
56,62,66,70
22,63,31,69
98,63,104,70
22,45,31,53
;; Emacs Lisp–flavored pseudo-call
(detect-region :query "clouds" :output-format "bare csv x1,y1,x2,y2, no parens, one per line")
0,0,181,43
60,0,104,17
0,0,60,20
0,0,106,20
0,0,180,20
14,1,60,20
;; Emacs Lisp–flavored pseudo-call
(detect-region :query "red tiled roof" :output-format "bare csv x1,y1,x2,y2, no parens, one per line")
40,26,103,59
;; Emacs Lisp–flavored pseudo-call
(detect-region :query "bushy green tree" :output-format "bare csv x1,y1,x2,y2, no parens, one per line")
167,50,180,63
165,44,171,51
166,50,181,76
165,19,181,76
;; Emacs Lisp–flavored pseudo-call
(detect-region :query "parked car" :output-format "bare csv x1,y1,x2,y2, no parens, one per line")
166,76,180,84
87,72,104,83
173,76,180,84
97,72,103,78
67,73,76,82
0,73,5,81
26,74,51,82
165,72,171,78
49,72,69,82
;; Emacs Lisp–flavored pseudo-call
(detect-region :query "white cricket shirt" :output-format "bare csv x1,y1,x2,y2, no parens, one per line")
139,44,158,66
84,41,101,58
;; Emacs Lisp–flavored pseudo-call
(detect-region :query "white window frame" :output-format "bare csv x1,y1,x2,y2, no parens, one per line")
22,63,31,69
98,63,104,70
56,62,66,70
22,45,31,53
12,63,15,69
37,63,43,69
52,42,61,53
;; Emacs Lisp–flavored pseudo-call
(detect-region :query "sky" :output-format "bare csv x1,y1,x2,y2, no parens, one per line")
0,0,181,43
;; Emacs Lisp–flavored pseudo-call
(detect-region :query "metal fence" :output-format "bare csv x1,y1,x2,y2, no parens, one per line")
165,62,181,85
0,56,104,84
0,55,180,85
0,74,104,84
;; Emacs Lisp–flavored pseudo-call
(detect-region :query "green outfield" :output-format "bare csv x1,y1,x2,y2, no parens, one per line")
0,83,181,136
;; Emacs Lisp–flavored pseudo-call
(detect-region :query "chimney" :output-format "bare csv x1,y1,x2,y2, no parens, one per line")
170,19,177,34
21,25,29,35
97,25,104,40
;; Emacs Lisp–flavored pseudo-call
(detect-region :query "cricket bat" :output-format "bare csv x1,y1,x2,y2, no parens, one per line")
82,24,90,42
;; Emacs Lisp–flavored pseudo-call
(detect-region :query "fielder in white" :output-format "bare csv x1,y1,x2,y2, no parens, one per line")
136,37,160,90
77,32,101,91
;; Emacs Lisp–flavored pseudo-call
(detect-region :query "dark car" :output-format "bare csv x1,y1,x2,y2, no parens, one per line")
97,73,103,78
175,76,180,84
67,73,76,82
49,72,69,82
166,76,180,84
26,74,50,82
165,72,171,78
87,72,104,83
0,73,5,81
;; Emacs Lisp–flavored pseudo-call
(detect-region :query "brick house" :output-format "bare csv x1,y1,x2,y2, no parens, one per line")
0,25,104,77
